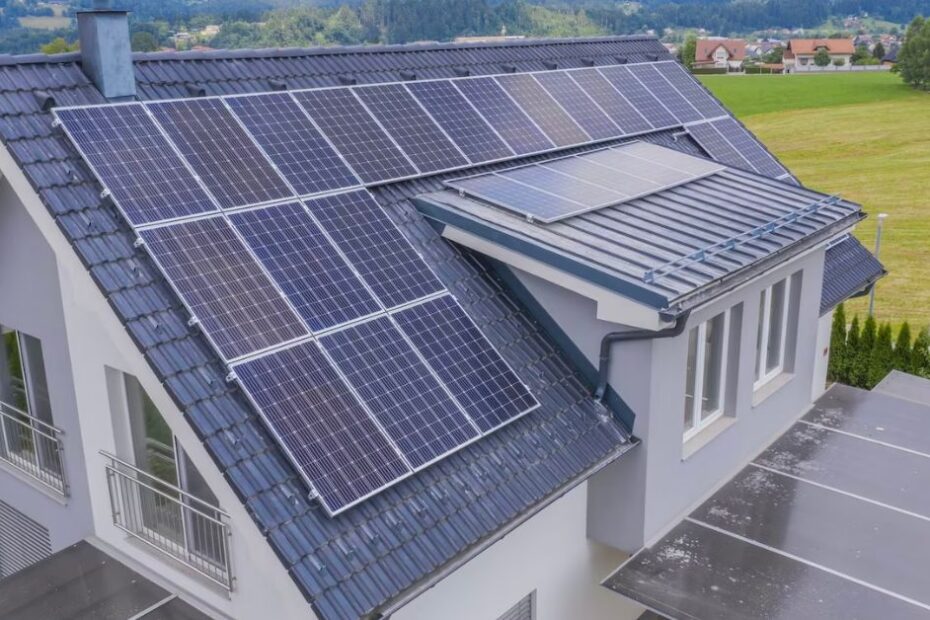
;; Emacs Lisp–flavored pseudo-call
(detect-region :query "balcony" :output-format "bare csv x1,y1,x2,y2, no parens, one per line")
0,400,67,495
102,452,233,589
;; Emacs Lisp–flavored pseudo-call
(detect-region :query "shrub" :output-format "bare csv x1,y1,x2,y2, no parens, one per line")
828,304,847,382
833,57,846,67
913,328,930,376
893,322,912,372
868,323,894,388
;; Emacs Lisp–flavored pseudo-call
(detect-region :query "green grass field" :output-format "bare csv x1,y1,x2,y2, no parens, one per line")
700,72,930,328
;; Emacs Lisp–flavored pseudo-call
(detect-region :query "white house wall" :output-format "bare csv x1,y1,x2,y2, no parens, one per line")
0,151,312,620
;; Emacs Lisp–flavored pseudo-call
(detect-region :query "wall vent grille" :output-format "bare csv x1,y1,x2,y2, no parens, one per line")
0,499,51,578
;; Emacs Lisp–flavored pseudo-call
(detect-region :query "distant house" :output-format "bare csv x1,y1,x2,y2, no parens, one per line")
695,38,746,70
882,45,899,66
783,38,855,71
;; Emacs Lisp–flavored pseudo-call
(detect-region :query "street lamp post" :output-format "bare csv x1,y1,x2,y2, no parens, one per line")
868,213,888,316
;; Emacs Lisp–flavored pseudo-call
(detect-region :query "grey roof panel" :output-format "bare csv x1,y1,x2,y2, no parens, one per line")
820,235,885,314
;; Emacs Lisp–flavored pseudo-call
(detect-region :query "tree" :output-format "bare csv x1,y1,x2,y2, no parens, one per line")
873,41,886,60
764,45,784,64
40,37,78,54
912,328,930,377
814,47,831,67
131,31,158,52
680,34,697,71
897,15,930,90
827,304,847,383
853,315,878,387
846,316,863,387
868,323,894,388
852,44,870,64
893,322,912,371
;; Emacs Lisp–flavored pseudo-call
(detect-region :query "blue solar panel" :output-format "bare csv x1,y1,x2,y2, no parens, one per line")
321,316,478,468
655,61,728,119
711,118,789,178
598,66,678,130
568,68,653,135
687,122,754,171
496,74,589,147
293,88,418,184
454,77,554,155
234,340,410,515
504,165,623,206
354,83,469,173
228,202,380,332
55,104,216,226
448,173,585,222
140,217,307,359
307,190,444,308
406,80,514,164
147,99,292,209
395,295,538,432
626,64,703,124
225,93,360,196
532,71,622,141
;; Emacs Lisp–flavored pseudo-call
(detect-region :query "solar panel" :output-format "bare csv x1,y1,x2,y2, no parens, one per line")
234,340,411,515
448,173,586,222
598,66,678,130
406,80,514,163
687,121,755,171
54,105,216,226
147,99,292,209
293,88,418,184
626,64,703,124
140,217,307,359
654,61,728,119
306,190,444,308
532,71,622,141
394,295,537,432
353,83,469,173
505,165,623,206
228,202,380,332
454,77,554,155
496,74,589,147
321,316,478,468
225,93,360,196
711,118,790,178
540,156,634,198
567,69,653,134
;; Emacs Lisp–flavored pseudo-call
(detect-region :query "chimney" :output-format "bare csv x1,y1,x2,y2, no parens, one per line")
77,0,135,100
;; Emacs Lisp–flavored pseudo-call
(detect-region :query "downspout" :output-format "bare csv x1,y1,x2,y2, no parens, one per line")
594,310,691,402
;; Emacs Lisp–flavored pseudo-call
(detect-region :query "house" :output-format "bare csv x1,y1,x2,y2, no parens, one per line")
2,4,924,620
883,44,899,66
694,38,746,70
783,38,855,71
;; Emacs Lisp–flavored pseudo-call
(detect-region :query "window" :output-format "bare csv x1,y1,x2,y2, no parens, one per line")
0,328,52,426
683,310,731,441
755,278,791,388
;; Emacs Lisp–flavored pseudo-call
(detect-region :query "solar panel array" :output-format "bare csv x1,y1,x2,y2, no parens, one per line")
686,117,791,179
446,141,724,223
53,57,791,514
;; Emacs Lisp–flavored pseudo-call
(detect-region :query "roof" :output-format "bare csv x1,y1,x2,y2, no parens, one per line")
0,541,211,619
785,38,855,58
695,38,746,62
0,37,671,620
820,235,886,314
604,382,930,619
420,149,862,313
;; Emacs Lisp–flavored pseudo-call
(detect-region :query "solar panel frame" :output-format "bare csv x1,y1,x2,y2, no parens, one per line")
228,202,381,332
532,71,622,141
53,104,218,226
320,316,480,469
453,77,555,155
139,216,308,360
353,83,470,173
233,339,412,515
146,99,294,209
626,63,704,124
224,92,361,196
495,73,590,147
598,66,679,130
566,68,654,135
406,79,514,164
393,295,539,433
292,87,419,184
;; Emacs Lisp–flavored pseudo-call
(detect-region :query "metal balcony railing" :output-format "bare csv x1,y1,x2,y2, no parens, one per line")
0,400,67,495
102,452,233,589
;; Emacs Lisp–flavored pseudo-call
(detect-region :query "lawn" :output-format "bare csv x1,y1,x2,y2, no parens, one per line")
700,72,930,329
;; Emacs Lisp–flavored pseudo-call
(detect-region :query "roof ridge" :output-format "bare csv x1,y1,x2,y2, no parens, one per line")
0,35,660,67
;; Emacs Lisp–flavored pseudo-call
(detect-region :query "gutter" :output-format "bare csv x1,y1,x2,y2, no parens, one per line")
593,311,691,402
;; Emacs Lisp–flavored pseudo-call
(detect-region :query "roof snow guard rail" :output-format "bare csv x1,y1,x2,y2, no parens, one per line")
643,194,842,285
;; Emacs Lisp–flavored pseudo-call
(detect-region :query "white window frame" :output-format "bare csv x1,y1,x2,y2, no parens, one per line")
683,310,731,443
754,277,792,390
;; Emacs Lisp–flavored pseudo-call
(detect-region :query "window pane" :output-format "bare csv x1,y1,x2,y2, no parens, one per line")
684,327,698,432
754,290,765,382
702,313,726,416
20,334,52,426
126,375,178,487
0,329,29,412
766,281,787,373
